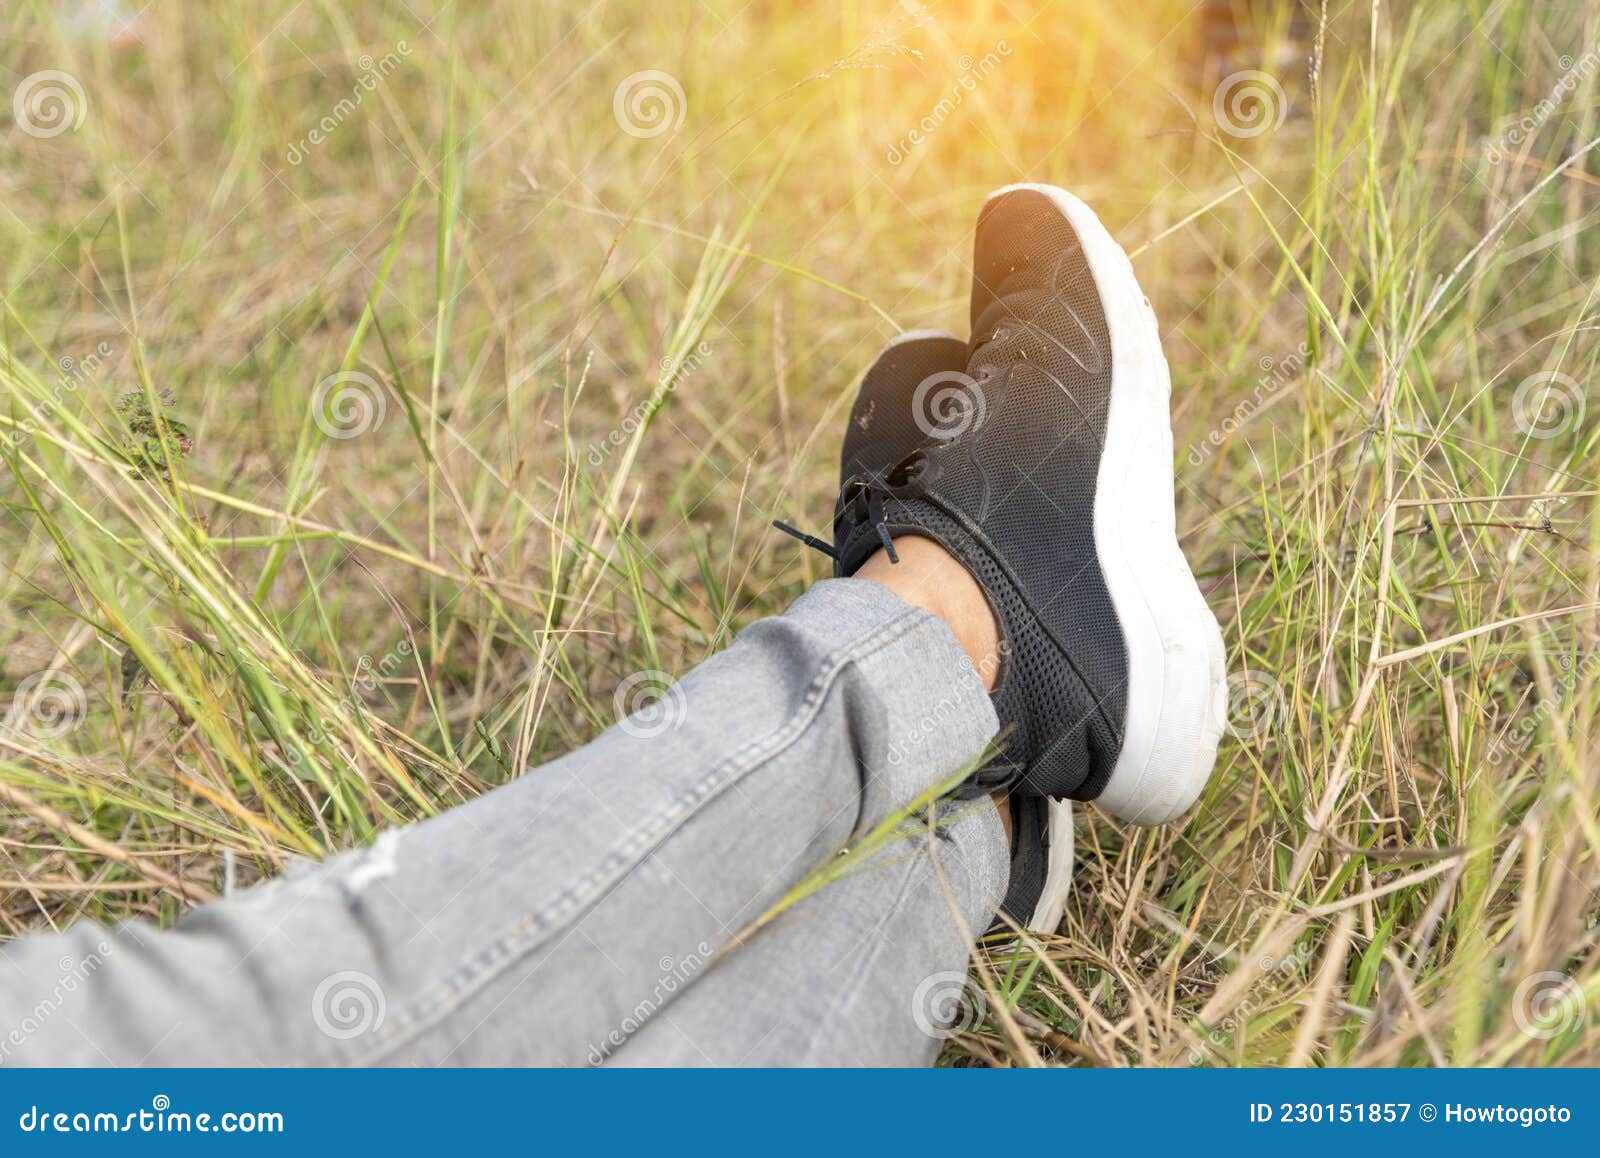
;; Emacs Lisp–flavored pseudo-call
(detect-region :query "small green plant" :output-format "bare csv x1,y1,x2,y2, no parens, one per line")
115,389,192,481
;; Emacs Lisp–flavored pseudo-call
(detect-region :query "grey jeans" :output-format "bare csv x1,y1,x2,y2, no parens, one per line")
0,579,1009,1066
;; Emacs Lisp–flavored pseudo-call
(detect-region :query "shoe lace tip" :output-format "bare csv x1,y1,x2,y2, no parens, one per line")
773,519,838,560
876,522,899,564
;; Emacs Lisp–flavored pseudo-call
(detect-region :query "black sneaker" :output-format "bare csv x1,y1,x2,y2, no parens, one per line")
775,328,969,565
781,186,1226,932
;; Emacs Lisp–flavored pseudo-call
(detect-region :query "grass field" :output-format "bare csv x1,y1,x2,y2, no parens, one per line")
2,0,1598,1066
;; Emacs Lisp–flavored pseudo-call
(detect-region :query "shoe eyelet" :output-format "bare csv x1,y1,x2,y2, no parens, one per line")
886,449,927,488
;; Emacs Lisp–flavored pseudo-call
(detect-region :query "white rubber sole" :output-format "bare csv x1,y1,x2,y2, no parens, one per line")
983,184,1229,933
881,327,961,349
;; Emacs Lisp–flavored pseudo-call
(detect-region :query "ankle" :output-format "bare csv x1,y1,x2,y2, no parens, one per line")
858,536,1012,845
855,534,1002,690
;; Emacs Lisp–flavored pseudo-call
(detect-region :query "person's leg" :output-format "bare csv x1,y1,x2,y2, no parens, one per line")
0,574,999,1066
587,539,1011,1068
604,795,1008,1067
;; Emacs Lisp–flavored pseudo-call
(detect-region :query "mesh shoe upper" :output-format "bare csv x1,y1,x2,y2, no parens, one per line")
839,330,969,487
833,189,1131,803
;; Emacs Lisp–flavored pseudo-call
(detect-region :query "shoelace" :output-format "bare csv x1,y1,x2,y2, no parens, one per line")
773,471,901,565
777,457,1027,802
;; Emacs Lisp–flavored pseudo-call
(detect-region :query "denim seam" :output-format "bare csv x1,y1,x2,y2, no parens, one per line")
355,605,942,1063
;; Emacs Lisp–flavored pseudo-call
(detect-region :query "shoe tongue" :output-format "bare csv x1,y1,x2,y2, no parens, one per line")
840,335,968,485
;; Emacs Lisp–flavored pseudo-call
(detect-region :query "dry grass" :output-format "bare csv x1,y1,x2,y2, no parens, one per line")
1,0,1597,1065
